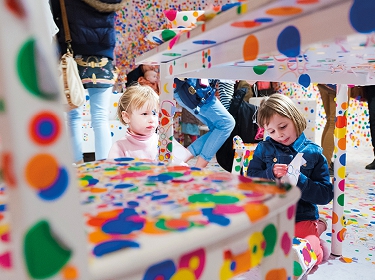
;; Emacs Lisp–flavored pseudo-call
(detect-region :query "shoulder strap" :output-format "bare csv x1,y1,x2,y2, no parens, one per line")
59,0,72,53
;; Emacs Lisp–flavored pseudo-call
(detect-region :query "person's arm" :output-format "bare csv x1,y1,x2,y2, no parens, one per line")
247,142,275,180
297,154,334,205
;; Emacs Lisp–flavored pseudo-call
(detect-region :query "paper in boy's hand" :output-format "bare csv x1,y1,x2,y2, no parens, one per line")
281,153,306,186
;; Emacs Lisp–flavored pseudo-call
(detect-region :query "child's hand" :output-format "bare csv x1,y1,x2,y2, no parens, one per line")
273,164,288,178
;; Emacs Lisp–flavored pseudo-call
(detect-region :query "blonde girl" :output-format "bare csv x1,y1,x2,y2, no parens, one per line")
108,84,159,160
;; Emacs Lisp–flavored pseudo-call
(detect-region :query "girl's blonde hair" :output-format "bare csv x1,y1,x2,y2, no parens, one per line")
257,94,307,136
117,84,159,125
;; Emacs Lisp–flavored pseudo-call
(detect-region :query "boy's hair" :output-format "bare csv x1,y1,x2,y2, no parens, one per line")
117,84,159,125
257,94,307,136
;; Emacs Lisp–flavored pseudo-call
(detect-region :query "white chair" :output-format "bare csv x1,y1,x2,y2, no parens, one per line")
231,135,258,175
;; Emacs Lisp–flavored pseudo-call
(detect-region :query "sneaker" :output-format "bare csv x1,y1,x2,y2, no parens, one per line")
365,159,375,170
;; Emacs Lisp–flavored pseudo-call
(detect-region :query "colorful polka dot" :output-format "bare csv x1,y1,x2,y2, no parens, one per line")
29,111,61,145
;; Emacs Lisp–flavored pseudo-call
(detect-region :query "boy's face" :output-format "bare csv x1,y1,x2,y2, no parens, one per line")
122,102,158,136
146,71,158,83
264,114,298,146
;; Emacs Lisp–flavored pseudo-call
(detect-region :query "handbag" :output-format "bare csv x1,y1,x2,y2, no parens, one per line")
59,0,85,109
60,51,86,109
75,55,115,88
173,78,216,114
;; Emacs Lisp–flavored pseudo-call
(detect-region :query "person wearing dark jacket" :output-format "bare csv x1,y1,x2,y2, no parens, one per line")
51,0,126,164
216,86,259,172
247,94,333,265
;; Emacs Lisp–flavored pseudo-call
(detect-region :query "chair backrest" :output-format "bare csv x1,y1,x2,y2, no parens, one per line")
0,2,89,278
231,135,258,175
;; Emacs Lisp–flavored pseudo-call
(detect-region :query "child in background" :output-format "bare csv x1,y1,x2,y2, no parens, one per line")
137,69,160,95
126,64,159,87
108,84,191,164
108,85,159,160
247,94,333,265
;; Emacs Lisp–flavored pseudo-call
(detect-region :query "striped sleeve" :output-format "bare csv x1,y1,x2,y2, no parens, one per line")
218,81,234,110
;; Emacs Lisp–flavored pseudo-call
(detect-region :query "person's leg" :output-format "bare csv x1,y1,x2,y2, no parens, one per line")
67,106,84,163
365,86,375,169
174,92,235,168
88,87,112,161
295,220,329,265
319,85,336,166
174,92,211,159
189,97,235,167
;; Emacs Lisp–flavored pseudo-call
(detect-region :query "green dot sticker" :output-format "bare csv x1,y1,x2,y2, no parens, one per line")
253,65,268,75
24,220,71,278
17,38,56,100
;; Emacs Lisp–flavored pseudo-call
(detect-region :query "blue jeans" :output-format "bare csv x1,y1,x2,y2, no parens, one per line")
68,87,112,162
174,92,235,162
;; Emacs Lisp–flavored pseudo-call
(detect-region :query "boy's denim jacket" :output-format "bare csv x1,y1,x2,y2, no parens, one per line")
247,132,334,222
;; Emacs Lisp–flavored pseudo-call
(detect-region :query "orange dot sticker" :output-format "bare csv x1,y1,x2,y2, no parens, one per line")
231,21,261,28
25,154,59,190
332,212,338,224
337,138,347,150
266,6,303,16
244,203,269,222
266,268,287,280
243,35,259,61
341,101,348,110
62,265,78,279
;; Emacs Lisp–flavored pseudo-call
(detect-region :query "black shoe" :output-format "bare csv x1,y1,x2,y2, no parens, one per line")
365,159,375,170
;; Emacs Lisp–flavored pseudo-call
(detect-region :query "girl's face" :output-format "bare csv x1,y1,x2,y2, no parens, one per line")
264,113,298,146
122,102,158,136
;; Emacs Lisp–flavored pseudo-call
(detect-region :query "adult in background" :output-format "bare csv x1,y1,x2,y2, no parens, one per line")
317,84,337,175
51,0,126,164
